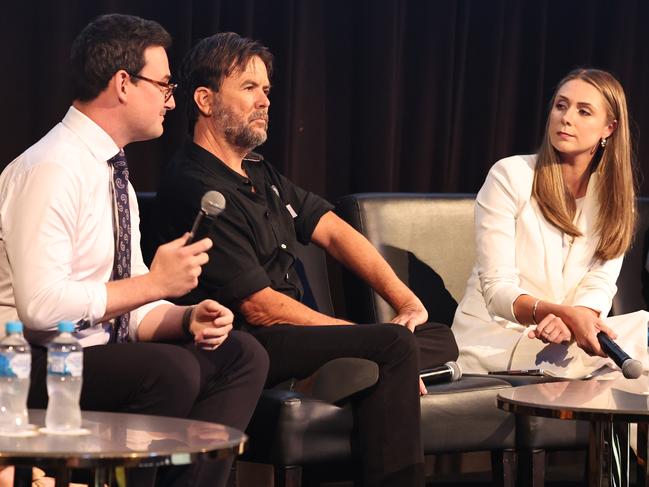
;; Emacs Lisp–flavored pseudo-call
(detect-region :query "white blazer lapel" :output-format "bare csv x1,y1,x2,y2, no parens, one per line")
563,172,600,291
529,198,565,302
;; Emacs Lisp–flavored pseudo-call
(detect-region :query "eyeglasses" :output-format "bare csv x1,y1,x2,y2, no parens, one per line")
128,73,178,102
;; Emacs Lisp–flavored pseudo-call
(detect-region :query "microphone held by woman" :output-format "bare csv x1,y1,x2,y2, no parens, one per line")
597,332,643,379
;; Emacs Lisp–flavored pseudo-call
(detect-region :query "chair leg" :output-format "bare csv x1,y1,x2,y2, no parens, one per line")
517,448,545,487
492,449,517,487
274,465,302,487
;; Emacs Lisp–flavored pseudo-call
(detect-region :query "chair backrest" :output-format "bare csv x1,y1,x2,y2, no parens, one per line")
612,196,649,314
336,193,476,325
336,192,649,323
293,243,336,316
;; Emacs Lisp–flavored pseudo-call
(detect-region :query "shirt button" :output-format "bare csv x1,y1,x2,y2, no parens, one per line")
280,244,287,249
264,211,270,218
285,274,290,280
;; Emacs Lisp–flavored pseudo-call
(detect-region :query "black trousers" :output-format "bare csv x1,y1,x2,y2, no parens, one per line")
27,330,269,487
249,322,458,487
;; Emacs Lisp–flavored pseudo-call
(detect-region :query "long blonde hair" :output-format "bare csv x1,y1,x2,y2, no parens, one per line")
532,68,636,261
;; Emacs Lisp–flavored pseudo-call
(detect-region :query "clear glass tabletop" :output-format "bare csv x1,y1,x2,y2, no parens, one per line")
0,410,246,469
497,375,649,422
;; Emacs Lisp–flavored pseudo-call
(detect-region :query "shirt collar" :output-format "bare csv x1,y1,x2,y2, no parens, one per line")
184,140,257,186
61,106,121,163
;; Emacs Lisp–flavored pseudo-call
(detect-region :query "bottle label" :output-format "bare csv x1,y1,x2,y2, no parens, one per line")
0,352,30,379
48,351,82,377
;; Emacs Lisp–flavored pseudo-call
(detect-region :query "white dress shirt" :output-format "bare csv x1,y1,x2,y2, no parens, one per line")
0,106,166,346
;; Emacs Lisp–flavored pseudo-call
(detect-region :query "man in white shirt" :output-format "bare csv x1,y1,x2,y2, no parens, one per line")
0,14,268,487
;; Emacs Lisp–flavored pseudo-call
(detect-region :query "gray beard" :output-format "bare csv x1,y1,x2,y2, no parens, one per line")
215,102,268,152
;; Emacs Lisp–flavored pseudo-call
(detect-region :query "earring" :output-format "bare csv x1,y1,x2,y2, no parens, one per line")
600,138,608,148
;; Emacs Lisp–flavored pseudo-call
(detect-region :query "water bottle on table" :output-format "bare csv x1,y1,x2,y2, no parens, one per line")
46,321,83,433
0,321,31,435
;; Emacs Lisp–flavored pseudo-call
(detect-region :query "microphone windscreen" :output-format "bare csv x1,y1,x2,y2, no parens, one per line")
446,361,462,381
622,359,643,379
201,191,226,217
597,331,643,379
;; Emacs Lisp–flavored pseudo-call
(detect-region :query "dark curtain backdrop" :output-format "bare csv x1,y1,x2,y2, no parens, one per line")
1,0,648,200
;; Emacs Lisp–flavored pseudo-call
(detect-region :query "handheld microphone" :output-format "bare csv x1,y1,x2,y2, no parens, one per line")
419,361,462,386
596,332,643,379
185,191,226,245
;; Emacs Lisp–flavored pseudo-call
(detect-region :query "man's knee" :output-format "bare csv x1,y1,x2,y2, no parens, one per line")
415,322,459,365
371,323,420,364
227,330,269,387
143,345,202,415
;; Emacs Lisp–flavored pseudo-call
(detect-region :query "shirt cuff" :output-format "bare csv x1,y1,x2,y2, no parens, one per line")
296,203,334,244
218,267,271,304
88,283,108,322
130,299,172,341
487,286,528,323
572,291,612,318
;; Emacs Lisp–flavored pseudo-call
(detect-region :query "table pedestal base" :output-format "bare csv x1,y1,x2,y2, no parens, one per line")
589,421,629,487
636,423,649,487
13,465,125,487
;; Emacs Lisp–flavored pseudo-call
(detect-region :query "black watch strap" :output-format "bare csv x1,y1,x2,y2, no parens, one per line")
182,306,195,338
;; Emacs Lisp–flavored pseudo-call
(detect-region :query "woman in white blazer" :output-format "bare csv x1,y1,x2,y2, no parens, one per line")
453,68,649,377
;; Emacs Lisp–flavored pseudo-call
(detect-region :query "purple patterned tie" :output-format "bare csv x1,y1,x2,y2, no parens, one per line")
108,150,131,343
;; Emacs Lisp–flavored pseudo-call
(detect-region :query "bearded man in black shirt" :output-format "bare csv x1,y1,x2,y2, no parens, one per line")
154,32,458,487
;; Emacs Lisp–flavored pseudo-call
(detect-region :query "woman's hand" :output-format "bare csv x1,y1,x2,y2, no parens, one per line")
560,306,617,357
528,313,572,344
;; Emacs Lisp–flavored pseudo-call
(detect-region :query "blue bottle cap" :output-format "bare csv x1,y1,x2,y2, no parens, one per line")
57,321,75,333
5,321,23,334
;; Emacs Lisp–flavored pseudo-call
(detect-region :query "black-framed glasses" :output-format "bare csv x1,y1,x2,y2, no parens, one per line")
129,73,178,102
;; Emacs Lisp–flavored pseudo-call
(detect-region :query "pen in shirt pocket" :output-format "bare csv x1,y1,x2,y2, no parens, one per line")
270,185,298,219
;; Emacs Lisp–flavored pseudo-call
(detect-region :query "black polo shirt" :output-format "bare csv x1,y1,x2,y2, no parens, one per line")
152,141,333,319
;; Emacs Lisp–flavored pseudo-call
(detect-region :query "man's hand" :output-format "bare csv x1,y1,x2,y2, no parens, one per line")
148,233,212,299
561,306,617,357
391,300,428,332
190,300,234,350
312,212,428,331
527,313,572,344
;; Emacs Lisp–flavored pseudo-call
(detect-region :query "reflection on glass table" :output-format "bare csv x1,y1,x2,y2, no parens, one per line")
0,409,246,487
498,376,649,487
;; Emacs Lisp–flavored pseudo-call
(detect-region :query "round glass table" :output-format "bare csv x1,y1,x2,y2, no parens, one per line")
0,409,246,487
498,377,649,487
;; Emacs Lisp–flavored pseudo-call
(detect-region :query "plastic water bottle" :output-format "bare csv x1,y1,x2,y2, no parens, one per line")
0,321,31,434
46,321,82,432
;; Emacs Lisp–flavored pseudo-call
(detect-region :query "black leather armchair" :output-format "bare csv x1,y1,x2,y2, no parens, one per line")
242,241,516,486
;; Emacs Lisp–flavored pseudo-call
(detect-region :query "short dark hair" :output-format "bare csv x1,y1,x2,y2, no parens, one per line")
180,32,273,131
70,14,171,102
